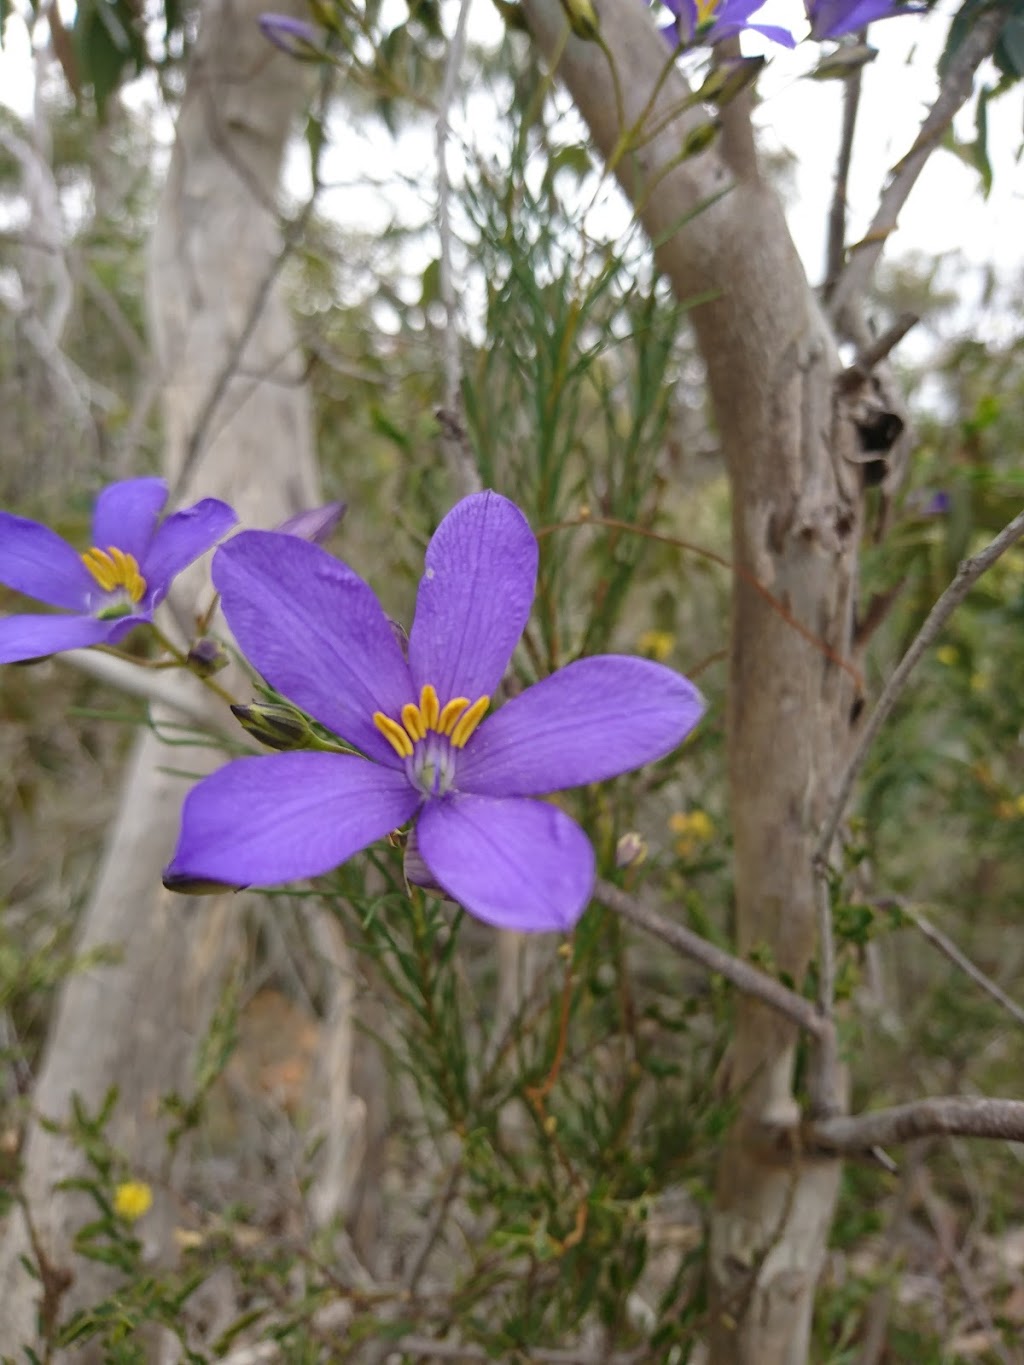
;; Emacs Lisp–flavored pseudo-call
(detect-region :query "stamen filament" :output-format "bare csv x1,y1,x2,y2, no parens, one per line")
450,695,489,749
374,711,414,758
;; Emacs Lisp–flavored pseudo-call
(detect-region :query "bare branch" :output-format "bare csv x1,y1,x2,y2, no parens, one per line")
807,1097,1024,1154
594,879,829,1040
435,0,480,498
837,310,918,386
816,503,1024,864
829,8,1004,316
824,52,864,291
898,902,1024,1030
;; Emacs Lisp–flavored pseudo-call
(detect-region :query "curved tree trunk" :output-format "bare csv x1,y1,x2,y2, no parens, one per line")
519,7,868,1363
0,0,327,1352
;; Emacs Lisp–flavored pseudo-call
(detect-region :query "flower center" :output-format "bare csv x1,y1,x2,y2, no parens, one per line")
82,545,147,618
695,0,721,25
373,683,489,797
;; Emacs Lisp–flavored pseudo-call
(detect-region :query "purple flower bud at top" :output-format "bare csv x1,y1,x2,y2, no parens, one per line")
924,490,951,517
615,831,649,869
275,501,347,546
258,13,321,56
187,636,230,677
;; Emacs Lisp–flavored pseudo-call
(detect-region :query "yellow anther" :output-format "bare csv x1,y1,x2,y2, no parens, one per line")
81,545,146,603
695,0,720,21
401,701,426,741
419,683,440,731
450,695,489,749
437,697,470,736
373,711,414,758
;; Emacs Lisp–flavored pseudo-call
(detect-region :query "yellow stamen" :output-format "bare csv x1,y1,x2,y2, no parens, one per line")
401,701,426,741
437,697,470,736
81,545,146,603
450,695,489,749
695,0,719,21
419,683,440,731
374,711,414,758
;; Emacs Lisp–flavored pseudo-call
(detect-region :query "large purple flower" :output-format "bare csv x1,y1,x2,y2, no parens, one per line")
0,477,237,664
659,0,795,49
805,0,915,40
166,493,704,933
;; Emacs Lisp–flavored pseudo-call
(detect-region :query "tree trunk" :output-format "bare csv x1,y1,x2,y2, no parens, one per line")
0,0,327,1352
519,7,865,1362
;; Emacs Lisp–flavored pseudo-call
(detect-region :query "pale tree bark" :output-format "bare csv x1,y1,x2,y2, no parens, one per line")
518,6,881,1362
0,0,336,1353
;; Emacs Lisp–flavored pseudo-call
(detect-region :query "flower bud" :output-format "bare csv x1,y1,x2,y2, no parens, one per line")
275,500,347,545
162,871,247,896
615,831,648,869
558,0,599,39
187,636,230,678
231,702,315,751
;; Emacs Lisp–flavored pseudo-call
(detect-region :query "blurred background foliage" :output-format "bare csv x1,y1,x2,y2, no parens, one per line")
1,2,1024,1358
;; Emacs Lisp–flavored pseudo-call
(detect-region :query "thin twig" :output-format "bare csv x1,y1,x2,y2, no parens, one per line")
899,903,1024,1031
383,1337,645,1364
435,0,480,498
59,648,232,734
837,310,919,386
816,504,1024,864
806,1097,1024,1154
594,879,829,1041
828,8,1005,317
824,48,864,291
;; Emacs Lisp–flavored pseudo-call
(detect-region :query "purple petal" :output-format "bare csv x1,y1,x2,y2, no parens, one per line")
808,0,902,37
91,478,168,561
213,532,414,764
416,794,594,932
166,753,419,886
456,656,704,797
140,498,237,606
275,501,346,545
0,611,125,664
258,12,321,54
0,514,93,610
748,21,797,44
408,492,538,707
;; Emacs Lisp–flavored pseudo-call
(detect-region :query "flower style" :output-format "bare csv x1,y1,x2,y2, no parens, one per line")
658,0,795,50
805,0,914,40
0,478,237,665
166,493,704,932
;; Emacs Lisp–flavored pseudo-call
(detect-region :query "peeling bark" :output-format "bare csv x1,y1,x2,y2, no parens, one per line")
0,0,330,1353
518,7,868,1362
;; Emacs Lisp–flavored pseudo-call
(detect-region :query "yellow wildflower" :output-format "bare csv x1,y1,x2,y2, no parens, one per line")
114,1179,153,1223
935,645,958,667
638,630,674,663
669,809,715,858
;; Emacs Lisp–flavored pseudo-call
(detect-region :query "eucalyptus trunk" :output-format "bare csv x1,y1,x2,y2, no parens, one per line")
0,0,327,1352
519,6,868,1362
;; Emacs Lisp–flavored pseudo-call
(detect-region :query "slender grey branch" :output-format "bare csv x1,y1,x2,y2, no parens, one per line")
824,47,864,291
385,1337,644,1364
816,504,1024,863
435,0,480,498
829,8,1004,316
59,648,228,734
594,879,829,1040
899,903,1024,1030
837,310,918,386
807,1098,1024,1154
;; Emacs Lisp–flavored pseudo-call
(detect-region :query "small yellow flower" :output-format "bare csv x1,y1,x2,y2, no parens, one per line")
669,809,715,857
1016,794,1024,816
935,644,958,667
638,630,674,663
114,1180,153,1223
994,800,1018,821
970,672,990,693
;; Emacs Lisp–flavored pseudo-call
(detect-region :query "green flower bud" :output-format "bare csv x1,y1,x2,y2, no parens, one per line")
187,636,230,678
231,702,315,751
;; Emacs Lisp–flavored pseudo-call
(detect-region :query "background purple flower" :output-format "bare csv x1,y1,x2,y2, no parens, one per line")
658,0,795,49
0,477,236,664
806,0,914,40
166,492,705,933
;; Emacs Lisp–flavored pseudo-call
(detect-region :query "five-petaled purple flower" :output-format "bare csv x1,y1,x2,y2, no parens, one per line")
165,493,705,933
805,0,913,40
658,0,795,49
0,477,237,665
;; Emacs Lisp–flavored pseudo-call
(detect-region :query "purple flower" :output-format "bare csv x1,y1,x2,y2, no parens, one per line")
806,0,915,40
258,13,322,56
166,492,704,933
0,477,237,664
659,0,796,49
275,500,346,545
